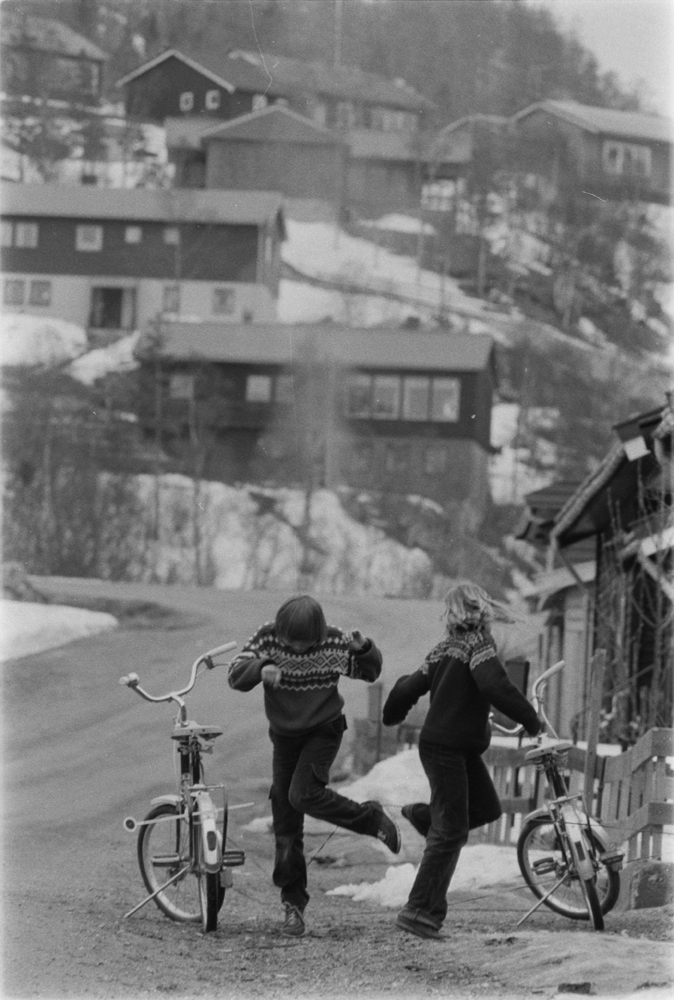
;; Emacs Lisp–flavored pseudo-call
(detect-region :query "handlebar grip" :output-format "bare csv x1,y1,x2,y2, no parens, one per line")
203,641,237,660
119,673,139,687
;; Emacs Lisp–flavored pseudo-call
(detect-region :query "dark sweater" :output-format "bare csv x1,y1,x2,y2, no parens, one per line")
382,626,541,753
228,622,382,735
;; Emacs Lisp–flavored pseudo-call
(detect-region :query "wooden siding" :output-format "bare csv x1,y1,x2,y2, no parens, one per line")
125,56,256,123
1,219,260,282
346,159,419,215
205,139,345,202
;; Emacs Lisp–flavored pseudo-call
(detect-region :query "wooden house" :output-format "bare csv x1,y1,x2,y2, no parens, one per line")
0,183,285,340
133,322,496,517
513,100,673,206
0,10,107,107
522,401,673,742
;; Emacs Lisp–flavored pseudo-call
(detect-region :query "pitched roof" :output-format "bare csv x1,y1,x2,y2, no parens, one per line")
0,183,285,228
135,322,493,372
200,104,342,146
514,100,674,145
228,50,435,111
116,47,434,112
1,11,107,61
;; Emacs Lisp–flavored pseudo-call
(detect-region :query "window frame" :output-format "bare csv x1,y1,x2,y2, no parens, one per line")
4,278,25,306
163,226,180,246
371,374,401,420
162,283,181,315
344,373,372,418
75,224,103,252
1,221,13,247
28,279,52,307
15,222,39,248
205,89,221,111
245,374,273,403
124,225,143,244
179,91,194,112
212,286,235,315
402,376,431,421
430,377,461,422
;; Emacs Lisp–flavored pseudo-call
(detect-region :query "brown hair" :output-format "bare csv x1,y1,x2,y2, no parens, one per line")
275,595,328,646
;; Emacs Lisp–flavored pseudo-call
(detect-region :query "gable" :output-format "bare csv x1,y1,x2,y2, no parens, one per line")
202,105,342,146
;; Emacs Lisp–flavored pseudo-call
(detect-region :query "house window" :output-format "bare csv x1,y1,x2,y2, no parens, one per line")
163,227,180,245
15,222,39,248
309,99,327,127
163,284,181,314
344,373,371,417
602,140,652,178
424,443,449,475
4,278,25,305
125,226,142,244
402,377,430,420
252,94,268,111
431,378,460,422
275,374,295,404
29,280,52,306
213,287,235,314
384,442,408,472
246,375,272,403
90,287,137,329
372,375,400,419
336,101,356,128
1,221,13,246
205,89,221,110
76,224,103,251
169,373,194,400
179,91,194,112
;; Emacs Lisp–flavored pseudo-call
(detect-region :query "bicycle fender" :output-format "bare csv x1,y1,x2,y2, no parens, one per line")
193,791,220,873
150,794,181,807
522,806,552,825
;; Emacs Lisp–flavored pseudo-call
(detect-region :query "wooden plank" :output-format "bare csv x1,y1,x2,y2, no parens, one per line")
584,649,606,813
601,800,674,840
498,796,537,814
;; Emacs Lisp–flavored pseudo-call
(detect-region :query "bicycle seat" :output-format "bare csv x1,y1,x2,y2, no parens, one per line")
171,724,223,741
525,740,573,762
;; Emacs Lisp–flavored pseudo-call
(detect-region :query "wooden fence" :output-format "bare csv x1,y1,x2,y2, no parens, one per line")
354,710,674,861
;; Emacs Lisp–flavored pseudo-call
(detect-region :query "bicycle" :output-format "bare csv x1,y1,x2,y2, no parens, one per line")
493,659,623,931
119,640,246,932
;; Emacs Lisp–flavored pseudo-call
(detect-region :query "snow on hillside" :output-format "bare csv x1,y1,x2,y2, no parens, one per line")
0,599,117,662
67,331,141,384
1,313,87,366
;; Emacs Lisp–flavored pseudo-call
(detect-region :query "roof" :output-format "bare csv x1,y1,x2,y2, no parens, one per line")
1,11,107,61
551,403,670,546
515,479,583,545
200,104,342,146
117,46,434,112
514,100,674,145
0,183,285,229
134,322,494,372
436,114,509,137
164,116,222,150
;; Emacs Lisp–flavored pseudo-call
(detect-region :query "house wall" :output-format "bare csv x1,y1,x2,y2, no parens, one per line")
2,273,277,331
1,45,103,101
205,139,345,203
1,217,262,282
346,159,419,215
124,58,258,123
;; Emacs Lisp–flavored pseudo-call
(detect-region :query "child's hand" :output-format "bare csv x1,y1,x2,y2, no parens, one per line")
261,664,283,687
347,629,367,652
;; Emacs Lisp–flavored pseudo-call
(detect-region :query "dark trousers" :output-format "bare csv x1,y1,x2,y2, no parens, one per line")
269,715,379,910
405,741,502,928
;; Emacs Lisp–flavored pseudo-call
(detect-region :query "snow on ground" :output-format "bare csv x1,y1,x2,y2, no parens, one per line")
1,313,88,366
0,599,118,662
278,278,433,327
67,331,141,384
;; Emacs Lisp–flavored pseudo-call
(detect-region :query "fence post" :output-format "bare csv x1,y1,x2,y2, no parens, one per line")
368,682,384,764
584,648,607,813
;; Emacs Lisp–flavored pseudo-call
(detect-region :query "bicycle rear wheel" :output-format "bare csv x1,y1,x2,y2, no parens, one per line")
517,816,620,921
137,803,201,923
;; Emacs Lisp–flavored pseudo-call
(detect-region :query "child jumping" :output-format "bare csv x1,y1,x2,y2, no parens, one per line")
382,582,541,939
228,594,401,937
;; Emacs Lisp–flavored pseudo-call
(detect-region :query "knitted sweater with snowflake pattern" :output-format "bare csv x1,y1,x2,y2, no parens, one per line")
382,626,541,753
228,622,382,735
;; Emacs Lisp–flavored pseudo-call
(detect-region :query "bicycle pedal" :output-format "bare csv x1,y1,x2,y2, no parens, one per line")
532,857,557,874
599,850,624,869
220,869,234,888
222,849,246,867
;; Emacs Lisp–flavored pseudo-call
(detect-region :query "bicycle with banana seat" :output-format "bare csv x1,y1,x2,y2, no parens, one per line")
493,659,623,931
119,640,246,932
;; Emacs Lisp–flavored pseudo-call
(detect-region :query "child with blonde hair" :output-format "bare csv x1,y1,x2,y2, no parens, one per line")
383,581,541,939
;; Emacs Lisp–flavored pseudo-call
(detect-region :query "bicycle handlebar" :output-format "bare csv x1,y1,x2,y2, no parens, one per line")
119,641,237,706
490,660,565,738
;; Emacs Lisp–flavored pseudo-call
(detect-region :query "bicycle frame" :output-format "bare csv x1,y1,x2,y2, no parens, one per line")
120,640,240,930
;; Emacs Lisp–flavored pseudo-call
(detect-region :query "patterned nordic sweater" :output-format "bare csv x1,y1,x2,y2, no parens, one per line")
228,622,382,735
382,626,541,753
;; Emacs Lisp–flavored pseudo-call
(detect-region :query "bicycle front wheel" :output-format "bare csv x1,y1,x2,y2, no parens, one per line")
517,816,620,921
194,802,220,933
580,874,604,930
137,803,201,923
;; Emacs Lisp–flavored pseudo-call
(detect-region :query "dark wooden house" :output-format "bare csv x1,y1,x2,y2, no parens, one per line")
0,10,107,107
1,182,285,339
513,100,673,206
133,322,496,517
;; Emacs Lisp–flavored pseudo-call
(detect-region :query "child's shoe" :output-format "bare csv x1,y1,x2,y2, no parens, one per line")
396,906,442,939
282,902,305,937
366,801,401,854
401,803,431,838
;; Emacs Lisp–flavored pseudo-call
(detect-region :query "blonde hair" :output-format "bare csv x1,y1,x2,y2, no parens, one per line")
442,581,516,633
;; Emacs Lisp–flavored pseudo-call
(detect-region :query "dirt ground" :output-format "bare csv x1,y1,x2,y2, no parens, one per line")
3,579,674,1000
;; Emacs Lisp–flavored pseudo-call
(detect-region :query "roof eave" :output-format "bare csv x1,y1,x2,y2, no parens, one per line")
116,49,236,94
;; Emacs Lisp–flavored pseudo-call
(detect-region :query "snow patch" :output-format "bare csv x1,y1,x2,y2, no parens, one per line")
1,313,88,366
0,600,118,661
